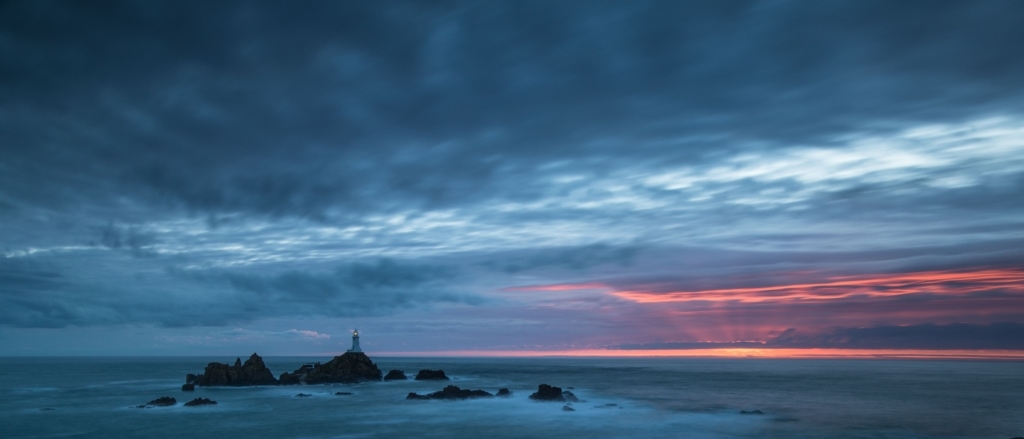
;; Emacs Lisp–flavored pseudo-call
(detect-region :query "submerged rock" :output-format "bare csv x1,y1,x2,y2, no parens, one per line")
141,396,177,407
529,384,566,402
334,392,352,396
384,369,407,381
562,404,575,412
740,410,765,415
278,352,383,384
496,388,512,397
414,369,449,380
295,393,312,398
406,385,494,400
194,353,278,386
184,397,217,407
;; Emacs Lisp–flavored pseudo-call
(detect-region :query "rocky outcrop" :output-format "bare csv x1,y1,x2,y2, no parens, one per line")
278,352,382,384
529,384,577,402
384,369,407,380
193,353,278,386
496,388,511,397
184,397,217,407
406,385,494,400
137,396,176,408
181,383,195,391
278,372,301,385
414,369,449,380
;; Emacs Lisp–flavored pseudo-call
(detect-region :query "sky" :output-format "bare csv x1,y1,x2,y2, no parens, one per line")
2,0,1024,356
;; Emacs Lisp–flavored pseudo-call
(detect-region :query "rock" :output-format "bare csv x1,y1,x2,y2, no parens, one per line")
562,404,575,412
414,369,449,380
384,369,407,381
278,372,301,385
295,393,312,398
496,388,512,397
181,383,195,391
529,384,566,402
406,385,494,400
39,407,56,411
334,392,352,396
740,410,765,415
184,397,217,407
562,390,579,402
278,352,383,384
194,353,278,386
185,374,199,384
143,396,177,407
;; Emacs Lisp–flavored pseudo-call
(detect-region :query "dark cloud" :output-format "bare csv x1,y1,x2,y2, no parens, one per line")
93,222,159,257
0,252,480,328
767,322,1024,350
3,0,1024,220
166,259,479,326
481,243,641,273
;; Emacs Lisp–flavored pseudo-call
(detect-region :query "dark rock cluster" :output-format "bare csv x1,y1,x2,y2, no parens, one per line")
414,369,449,380
137,396,176,408
529,384,578,402
278,352,383,384
194,353,278,386
384,369,407,380
406,385,495,400
183,397,217,407
187,352,385,388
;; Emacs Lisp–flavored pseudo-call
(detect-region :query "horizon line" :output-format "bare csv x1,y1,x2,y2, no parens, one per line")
5,348,1024,360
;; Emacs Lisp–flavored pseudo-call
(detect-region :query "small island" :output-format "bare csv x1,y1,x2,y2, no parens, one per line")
185,330,382,387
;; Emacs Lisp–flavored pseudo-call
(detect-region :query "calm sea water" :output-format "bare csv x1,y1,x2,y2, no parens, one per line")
1,356,1021,438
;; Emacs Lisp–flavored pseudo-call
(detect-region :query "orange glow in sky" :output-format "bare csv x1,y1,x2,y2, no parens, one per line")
605,269,1024,303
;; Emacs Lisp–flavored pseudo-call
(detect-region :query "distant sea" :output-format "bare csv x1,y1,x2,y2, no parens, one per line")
2,356,1022,438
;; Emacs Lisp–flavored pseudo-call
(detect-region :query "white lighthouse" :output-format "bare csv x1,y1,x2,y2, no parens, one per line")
348,329,362,353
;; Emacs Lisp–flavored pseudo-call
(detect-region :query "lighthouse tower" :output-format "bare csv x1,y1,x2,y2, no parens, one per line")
348,329,362,353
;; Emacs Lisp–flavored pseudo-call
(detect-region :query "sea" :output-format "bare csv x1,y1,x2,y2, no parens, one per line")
1,356,1021,438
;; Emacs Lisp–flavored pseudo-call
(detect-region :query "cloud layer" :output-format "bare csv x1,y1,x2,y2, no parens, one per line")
2,0,1023,354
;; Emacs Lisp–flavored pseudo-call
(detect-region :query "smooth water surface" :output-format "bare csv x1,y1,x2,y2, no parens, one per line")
1,357,1021,438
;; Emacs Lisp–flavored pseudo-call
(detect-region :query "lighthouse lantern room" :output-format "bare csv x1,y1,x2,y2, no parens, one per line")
348,329,362,353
